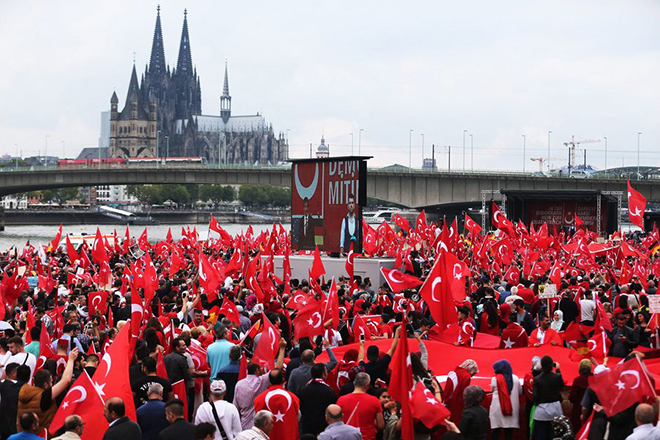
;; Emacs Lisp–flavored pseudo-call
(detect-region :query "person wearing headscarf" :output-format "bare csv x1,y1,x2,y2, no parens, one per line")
498,303,512,330
489,359,521,440
532,355,564,440
551,310,565,332
522,357,543,439
568,359,592,432
443,359,479,424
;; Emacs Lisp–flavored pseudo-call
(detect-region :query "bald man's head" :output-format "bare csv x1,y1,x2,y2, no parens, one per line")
103,397,125,423
301,349,315,364
325,404,343,422
64,415,84,434
635,403,654,426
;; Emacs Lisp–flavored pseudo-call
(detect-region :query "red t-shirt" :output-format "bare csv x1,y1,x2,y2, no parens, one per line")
254,385,300,440
337,392,382,440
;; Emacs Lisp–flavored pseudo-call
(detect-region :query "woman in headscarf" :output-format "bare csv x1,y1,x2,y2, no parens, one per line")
443,359,479,424
532,355,564,440
551,310,565,332
489,359,521,440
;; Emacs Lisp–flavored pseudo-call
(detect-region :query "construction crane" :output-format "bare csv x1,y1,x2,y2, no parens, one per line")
530,157,564,172
563,136,601,173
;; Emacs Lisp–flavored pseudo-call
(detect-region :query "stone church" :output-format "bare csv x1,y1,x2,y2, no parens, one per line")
109,7,288,164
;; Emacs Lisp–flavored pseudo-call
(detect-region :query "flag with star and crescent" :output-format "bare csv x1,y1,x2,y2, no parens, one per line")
49,370,108,438
254,385,300,440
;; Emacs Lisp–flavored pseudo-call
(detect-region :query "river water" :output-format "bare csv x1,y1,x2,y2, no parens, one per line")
0,224,289,251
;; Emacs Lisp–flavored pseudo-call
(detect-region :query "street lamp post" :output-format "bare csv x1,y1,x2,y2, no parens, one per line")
350,133,354,156
421,133,424,168
166,136,170,160
547,131,552,172
14,144,18,168
462,129,467,171
522,135,526,172
44,135,49,166
637,132,642,178
603,136,607,171
469,134,474,171
357,129,363,156
409,129,414,171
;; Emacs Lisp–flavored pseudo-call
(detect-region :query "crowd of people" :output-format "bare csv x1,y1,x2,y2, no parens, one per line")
0,216,659,440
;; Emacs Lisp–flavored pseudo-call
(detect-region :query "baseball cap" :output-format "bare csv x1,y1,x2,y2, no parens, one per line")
210,380,227,396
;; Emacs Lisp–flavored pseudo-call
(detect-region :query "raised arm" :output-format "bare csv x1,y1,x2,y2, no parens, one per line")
51,348,79,399
275,338,287,370
386,325,402,358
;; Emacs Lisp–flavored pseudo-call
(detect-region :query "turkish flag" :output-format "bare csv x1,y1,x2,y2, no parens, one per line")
198,252,221,302
138,228,149,251
394,214,411,232
345,243,355,282
91,320,137,421
309,245,325,281
628,180,647,229
218,297,240,325
36,323,56,371
65,235,79,265
503,265,520,286
293,301,324,340
576,411,593,440
491,201,514,234
411,381,450,428
351,314,372,341
321,279,340,329
225,248,243,277
91,228,107,265
416,210,428,235
389,317,414,440
209,216,232,243
491,239,514,266
286,291,314,311
499,323,528,348
51,224,63,250
419,251,459,331
156,348,168,379
171,380,189,421
252,314,281,370
380,267,422,293
575,214,584,229
189,340,210,372
49,370,108,437
549,259,563,288
464,213,482,236
588,356,655,416
170,249,183,274
254,385,300,440
88,291,108,317
130,295,144,341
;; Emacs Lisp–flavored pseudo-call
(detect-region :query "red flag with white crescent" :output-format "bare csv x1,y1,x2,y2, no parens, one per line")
380,267,422,293
49,370,107,436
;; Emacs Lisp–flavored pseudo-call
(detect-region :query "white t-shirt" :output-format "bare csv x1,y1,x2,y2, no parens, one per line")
194,400,242,440
323,329,343,348
7,352,37,380
0,351,12,377
580,299,596,322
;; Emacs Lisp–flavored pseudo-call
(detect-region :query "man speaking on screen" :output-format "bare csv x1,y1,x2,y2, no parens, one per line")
339,194,362,255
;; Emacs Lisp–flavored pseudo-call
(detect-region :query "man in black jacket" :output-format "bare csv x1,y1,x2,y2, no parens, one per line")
157,399,195,440
299,363,337,436
102,397,142,440
608,314,638,358
0,363,27,440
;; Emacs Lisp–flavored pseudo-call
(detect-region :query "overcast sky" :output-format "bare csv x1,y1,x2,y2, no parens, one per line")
1,0,659,171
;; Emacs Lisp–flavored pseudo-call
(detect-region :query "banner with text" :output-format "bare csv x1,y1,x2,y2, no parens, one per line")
290,157,368,254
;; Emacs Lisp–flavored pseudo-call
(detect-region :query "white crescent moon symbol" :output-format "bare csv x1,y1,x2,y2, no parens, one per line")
192,355,201,369
620,370,641,389
588,340,597,351
268,327,277,350
565,214,574,225
311,312,322,328
294,163,319,201
265,388,293,413
493,210,502,224
92,295,102,308
388,270,404,285
101,353,112,377
68,385,87,403
448,227,455,238
631,208,642,217
431,277,442,302
453,263,462,279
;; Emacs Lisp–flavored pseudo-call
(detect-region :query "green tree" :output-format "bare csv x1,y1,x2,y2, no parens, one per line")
161,184,190,205
238,185,289,207
39,187,80,204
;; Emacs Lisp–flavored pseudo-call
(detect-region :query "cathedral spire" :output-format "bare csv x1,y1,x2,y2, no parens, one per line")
220,60,232,123
223,60,230,96
176,8,193,75
148,5,166,75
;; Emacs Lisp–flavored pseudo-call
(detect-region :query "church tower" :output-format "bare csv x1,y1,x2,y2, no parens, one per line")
221,61,232,123
172,9,202,120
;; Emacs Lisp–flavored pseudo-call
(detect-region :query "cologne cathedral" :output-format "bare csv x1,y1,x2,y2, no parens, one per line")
109,7,288,164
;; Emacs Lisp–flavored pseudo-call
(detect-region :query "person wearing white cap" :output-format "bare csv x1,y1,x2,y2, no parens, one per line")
194,379,242,440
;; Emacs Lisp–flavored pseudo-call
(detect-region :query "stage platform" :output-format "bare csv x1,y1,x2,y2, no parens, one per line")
265,255,396,286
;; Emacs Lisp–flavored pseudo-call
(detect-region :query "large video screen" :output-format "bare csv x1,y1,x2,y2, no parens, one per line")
526,201,605,230
291,158,368,254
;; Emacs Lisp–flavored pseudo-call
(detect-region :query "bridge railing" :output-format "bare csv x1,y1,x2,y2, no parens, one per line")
1,162,658,181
